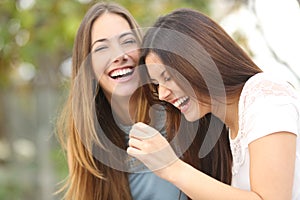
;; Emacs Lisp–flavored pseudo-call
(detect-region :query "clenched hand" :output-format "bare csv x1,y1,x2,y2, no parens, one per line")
127,122,179,175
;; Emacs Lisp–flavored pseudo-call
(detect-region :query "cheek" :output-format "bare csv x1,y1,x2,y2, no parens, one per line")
127,49,139,64
92,58,110,80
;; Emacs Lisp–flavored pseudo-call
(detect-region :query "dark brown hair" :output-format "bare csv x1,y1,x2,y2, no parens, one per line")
139,8,263,189
141,8,262,102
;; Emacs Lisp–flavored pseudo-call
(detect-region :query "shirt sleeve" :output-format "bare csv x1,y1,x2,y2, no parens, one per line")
243,95,299,145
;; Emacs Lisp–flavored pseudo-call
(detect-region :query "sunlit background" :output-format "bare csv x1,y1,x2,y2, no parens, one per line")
0,0,299,199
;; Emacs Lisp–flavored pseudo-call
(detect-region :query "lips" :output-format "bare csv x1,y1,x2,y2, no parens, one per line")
109,67,134,79
173,96,190,109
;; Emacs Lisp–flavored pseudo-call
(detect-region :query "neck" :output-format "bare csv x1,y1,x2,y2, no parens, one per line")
212,95,240,139
108,94,136,125
225,101,239,139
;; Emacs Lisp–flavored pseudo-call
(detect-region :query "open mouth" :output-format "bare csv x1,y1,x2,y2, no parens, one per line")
173,96,190,109
109,67,134,79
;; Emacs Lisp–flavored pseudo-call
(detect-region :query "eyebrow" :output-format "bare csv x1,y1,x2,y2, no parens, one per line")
150,78,157,82
119,32,134,39
91,32,134,48
91,38,107,48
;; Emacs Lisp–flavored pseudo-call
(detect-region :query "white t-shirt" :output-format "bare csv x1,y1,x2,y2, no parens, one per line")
230,72,300,199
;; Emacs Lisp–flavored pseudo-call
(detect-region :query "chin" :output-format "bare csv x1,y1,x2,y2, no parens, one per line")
183,113,199,122
113,85,139,97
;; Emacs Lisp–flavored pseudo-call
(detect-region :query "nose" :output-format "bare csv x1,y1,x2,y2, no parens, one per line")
113,53,128,64
158,85,172,101
111,41,128,64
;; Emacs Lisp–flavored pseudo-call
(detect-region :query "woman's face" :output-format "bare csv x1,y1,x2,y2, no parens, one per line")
145,52,210,122
91,13,140,99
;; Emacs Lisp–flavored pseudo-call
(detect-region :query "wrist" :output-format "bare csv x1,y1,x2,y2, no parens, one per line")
158,159,185,184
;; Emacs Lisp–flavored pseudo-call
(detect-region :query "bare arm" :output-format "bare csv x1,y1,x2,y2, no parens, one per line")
248,132,296,200
163,159,261,200
127,123,296,200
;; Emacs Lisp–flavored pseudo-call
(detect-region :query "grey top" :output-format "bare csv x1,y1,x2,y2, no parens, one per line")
128,171,187,200
119,106,187,200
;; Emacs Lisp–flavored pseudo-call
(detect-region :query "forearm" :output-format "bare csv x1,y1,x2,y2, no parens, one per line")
161,159,262,200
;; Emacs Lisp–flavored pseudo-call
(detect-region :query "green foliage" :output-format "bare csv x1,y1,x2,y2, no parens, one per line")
0,0,211,87
0,0,92,88
0,1,211,199
50,144,69,181
114,0,210,26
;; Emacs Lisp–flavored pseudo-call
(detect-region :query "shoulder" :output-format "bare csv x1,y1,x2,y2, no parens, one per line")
238,73,300,143
240,72,299,109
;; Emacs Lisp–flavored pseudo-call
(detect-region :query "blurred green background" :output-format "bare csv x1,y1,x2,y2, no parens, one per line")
0,0,299,199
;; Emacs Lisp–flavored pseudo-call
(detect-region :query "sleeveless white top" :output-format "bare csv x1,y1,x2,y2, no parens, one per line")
230,72,300,199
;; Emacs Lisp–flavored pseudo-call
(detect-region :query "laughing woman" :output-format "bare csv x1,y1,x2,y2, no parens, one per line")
128,8,300,200
56,2,232,200
56,2,187,200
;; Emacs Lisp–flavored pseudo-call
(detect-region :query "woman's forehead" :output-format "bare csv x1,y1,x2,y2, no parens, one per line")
91,13,131,43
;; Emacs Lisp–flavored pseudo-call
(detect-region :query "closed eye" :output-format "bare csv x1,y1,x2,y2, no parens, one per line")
122,38,137,45
94,45,108,52
126,39,136,44
161,70,172,83
150,79,159,86
164,76,171,82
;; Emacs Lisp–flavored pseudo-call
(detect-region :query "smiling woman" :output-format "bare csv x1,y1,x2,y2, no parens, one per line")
55,2,189,200
90,12,141,102
128,7,300,200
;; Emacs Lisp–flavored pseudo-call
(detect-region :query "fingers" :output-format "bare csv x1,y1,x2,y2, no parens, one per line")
127,122,179,172
127,146,143,156
128,137,143,150
128,122,160,155
129,122,158,139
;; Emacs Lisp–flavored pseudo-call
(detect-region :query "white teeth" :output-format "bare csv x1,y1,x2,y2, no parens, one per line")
110,68,133,78
173,96,189,108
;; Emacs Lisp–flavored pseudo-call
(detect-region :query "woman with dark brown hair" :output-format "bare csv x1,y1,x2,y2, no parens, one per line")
128,8,300,200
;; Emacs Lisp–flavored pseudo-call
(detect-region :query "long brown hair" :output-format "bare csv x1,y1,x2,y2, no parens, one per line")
141,8,262,101
139,8,263,187
56,2,143,200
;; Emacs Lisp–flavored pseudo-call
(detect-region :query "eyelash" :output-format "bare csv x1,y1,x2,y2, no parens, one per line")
122,38,136,45
151,75,171,86
94,46,108,52
164,76,171,82
151,80,159,85
94,38,136,52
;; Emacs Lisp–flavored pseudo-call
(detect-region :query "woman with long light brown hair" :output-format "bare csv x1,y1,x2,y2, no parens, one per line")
56,2,190,199
56,2,232,200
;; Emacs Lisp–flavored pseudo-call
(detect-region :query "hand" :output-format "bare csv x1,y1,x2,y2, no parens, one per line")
127,122,179,174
